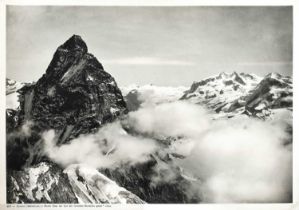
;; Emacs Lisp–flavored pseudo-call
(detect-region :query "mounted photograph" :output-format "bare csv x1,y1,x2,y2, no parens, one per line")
5,5,293,204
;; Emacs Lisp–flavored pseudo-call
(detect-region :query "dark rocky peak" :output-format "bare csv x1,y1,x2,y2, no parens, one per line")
8,35,127,169
60,35,88,53
17,35,127,134
41,35,102,87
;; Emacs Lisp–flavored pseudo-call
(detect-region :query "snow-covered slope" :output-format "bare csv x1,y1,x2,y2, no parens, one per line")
64,164,145,204
121,84,187,111
242,73,292,111
6,78,25,110
182,72,292,118
222,72,293,118
181,72,262,113
7,162,78,203
6,78,24,95
7,162,145,204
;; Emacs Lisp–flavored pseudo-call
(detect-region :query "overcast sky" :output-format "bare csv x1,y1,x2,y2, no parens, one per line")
7,6,292,86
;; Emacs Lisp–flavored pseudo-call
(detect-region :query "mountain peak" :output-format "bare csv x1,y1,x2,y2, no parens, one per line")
219,72,230,78
265,72,282,79
16,35,127,145
60,34,88,53
232,71,238,76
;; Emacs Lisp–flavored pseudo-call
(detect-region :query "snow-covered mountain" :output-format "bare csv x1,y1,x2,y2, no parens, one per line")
238,72,292,114
181,72,262,111
6,78,25,110
6,78,24,95
181,72,292,118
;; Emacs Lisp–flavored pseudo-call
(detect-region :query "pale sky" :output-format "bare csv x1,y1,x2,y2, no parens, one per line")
6,6,292,86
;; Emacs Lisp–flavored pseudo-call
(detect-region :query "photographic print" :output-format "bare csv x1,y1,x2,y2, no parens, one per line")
5,5,293,204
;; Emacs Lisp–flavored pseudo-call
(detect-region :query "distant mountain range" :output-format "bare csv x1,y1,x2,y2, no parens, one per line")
122,71,292,119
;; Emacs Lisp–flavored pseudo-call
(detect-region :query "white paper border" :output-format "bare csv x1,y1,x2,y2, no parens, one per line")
0,1,298,209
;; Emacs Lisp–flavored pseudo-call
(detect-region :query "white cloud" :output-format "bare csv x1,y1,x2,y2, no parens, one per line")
42,101,292,203
123,101,211,138
43,122,158,169
179,117,292,202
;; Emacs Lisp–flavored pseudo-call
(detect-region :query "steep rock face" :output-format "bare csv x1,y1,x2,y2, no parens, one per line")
7,35,127,169
17,35,127,141
6,35,145,204
6,109,19,133
101,156,199,203
6,36,146,204
7,162,78,203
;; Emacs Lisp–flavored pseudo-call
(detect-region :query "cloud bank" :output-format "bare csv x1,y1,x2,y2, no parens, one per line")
42,101,292,203
179,117,292,202
43,122,158,169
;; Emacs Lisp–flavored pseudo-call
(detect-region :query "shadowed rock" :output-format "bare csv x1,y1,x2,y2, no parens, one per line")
8,35,127,169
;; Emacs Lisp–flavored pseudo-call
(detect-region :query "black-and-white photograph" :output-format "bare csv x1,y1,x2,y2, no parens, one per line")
5,5,293,204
